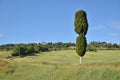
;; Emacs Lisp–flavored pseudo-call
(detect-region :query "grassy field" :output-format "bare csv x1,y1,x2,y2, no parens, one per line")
0,50,120,80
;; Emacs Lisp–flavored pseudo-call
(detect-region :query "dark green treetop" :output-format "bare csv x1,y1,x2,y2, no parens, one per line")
74,10,88,35
74,10,88,59
76,34,87,57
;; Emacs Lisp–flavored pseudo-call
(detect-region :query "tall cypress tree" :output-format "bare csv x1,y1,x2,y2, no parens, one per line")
74,10,88,64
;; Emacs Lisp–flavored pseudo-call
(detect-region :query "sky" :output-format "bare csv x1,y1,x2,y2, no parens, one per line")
0,0,120,45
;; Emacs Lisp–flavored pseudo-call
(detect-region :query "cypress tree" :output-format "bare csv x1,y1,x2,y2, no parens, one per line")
74,10,88,64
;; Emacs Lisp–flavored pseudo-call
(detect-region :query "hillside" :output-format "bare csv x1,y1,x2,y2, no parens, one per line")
0,50,120,80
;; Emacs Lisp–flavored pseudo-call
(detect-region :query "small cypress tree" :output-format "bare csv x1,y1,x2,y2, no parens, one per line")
74,10,88,64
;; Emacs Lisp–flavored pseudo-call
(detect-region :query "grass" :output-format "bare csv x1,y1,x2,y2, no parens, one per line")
0,50,120,80
0,51,11,58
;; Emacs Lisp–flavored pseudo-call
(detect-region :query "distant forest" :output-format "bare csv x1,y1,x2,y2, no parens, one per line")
0,42,75,52
87,41,120,51
0,41,120,57
0,41,120,52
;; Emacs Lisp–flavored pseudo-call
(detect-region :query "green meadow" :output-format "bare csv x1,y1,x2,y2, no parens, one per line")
0,50,120,80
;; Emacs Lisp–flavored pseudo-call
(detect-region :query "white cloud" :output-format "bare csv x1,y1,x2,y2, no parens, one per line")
110,22,120,29
0,34,3,37
108,33,120,40
109,33,119,37
89,25,105,31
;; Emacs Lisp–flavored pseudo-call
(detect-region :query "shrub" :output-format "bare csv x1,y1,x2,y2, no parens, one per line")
11,46,26,56
87,46,97,52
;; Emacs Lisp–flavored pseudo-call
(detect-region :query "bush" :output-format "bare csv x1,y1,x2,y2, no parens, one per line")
87,46,97,52
11,46,34,57
11,45,50,57
40,47,49,52
26,46,36,55
11,46,26,56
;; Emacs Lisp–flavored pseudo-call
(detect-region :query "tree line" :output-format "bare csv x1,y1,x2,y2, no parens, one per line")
0,42,75,51
0,41,120,57
88,41,120,51
0,42,75,57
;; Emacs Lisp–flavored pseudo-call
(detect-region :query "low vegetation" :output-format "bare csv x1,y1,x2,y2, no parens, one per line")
0,42,120,57
0,59,14,74
0,50,120,80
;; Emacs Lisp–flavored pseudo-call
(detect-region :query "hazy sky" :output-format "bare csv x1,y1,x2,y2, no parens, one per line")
0,0,120,44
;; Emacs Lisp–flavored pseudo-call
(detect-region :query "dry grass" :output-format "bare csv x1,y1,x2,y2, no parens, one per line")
0,50,120,80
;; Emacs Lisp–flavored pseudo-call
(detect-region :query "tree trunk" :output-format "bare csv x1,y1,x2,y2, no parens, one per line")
80,56,82,64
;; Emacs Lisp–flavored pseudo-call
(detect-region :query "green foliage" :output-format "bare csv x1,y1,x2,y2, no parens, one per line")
11,46,35,57
76,34,87,57
74,10,88,58
0,42,76,52
0,44,15,51
11,44,50,57
34,45,41,53
40,46,49,52
87,45,97,52
0,42,120,53
11,46,26,56
74,10,88,35
88,41,120,50
26,45,35,55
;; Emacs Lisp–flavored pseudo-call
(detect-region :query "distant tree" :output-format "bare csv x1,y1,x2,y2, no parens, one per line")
26,45,35,55
12,46,26,56
11,46,35,57
40,47,49,52
34,45,41,53
113,43,119,48
74,10,88,64
87,45,97,52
